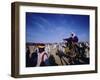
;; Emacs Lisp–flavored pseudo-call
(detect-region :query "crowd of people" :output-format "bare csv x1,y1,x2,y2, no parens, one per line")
26,33,89,67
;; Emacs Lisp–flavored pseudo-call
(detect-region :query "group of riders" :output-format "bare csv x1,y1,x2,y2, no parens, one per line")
26,32,89,67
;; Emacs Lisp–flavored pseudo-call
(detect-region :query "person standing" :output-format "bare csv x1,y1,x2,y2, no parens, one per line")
36,44,50,66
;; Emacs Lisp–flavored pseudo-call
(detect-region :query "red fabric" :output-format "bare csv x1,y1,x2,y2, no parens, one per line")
41,53,48,62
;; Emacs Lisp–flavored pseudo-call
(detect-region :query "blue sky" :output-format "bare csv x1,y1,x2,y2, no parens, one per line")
26,12,89,43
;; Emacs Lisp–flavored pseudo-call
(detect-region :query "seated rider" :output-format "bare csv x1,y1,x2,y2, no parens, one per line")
63,32,79,49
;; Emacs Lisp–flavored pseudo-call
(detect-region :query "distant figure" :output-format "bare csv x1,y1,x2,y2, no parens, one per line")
36,44,50,66
45,44,50,54
85,42,89,58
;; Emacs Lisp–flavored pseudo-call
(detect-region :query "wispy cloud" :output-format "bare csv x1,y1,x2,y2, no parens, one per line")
26,13,89,43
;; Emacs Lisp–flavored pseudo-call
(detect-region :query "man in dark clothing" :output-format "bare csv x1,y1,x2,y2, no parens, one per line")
26,47,30,67
26,47,38,67
63,32,79,49
69,32,78,43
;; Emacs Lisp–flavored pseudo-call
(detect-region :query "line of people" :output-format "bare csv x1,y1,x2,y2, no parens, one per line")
26,32,89,67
